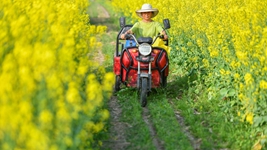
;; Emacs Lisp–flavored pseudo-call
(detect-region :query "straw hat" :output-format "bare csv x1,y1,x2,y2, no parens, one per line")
136,4,159,18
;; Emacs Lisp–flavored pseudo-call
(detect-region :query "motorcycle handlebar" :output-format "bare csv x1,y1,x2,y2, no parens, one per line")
125,33,164,46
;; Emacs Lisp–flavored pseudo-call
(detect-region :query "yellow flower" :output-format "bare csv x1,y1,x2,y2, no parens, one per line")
196,39,203,47
246,112,254,125
209,49,219,58
39,110,53,124
220,69,226,75
253,140,262,150
244,73,254,85
234,73,240,80
181,47,187,52
202,58,209,68
259,80,267,89
219,69,230,75
238,93,245,101
96,25,107,33
100,109,110,121
66,82,81,105
93,122,104,133
64,137,73,147
187,41,193,47
57,107,71,122
102,72,115,91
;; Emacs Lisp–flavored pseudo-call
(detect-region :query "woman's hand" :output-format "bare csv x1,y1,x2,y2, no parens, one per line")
161,31,168,40
121,30,133,39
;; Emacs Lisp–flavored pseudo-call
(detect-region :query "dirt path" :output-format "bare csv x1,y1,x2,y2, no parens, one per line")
90,4,109,65
102,96,130,150
142,107,165,150
174,110,201,150
88,3,130,149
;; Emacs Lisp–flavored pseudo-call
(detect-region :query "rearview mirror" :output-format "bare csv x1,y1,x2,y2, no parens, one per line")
163,19,170,29
120,17,125,28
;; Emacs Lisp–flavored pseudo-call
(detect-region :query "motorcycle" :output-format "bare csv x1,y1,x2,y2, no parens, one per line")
113,17,171,107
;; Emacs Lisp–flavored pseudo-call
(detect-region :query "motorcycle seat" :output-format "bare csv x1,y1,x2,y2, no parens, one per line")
137,37,153,44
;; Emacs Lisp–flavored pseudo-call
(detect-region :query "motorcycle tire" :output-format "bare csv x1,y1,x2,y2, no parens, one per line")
162,76,167,88
140,78,148,107
115,75,121,92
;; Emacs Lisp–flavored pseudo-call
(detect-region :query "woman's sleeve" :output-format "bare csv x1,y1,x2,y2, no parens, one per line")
130,22,139,33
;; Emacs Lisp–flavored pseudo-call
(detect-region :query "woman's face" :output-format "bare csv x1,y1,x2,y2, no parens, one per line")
141,12,153,21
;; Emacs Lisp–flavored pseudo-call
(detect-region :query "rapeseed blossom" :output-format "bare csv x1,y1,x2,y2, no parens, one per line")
112,0,267,148
259,80,267,89
0,0,114,149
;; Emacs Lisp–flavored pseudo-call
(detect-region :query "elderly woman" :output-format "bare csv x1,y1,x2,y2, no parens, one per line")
121,3,168,40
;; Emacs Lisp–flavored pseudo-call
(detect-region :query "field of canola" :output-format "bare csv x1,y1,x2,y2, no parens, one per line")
1,0,267,149
0,0,113,149
112,0,267,149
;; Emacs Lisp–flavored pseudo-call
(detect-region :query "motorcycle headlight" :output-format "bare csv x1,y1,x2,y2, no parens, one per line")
139,43,152,56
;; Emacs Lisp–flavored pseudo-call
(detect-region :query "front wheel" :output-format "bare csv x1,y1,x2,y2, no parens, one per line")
140,78,148,107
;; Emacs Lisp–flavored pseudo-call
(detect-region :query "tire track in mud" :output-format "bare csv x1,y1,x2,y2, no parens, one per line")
142,107,165,150
174,110,202,150
102,96,130,150
143,99,201,150
169,96,202,150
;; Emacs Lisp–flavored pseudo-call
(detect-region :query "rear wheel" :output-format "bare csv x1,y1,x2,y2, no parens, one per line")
162,76,167,87
114,75,121,92
140,78,148,107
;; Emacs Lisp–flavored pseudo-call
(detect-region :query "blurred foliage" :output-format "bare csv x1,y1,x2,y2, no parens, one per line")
0,0,114,149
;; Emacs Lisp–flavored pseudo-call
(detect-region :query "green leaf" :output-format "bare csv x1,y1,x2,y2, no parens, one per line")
253,116,262,127
220,88,228,96
263,116,267,122
228,88,236,97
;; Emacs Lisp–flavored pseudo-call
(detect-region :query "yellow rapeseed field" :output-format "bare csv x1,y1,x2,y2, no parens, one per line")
112,0,267,148
0,0,113,149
